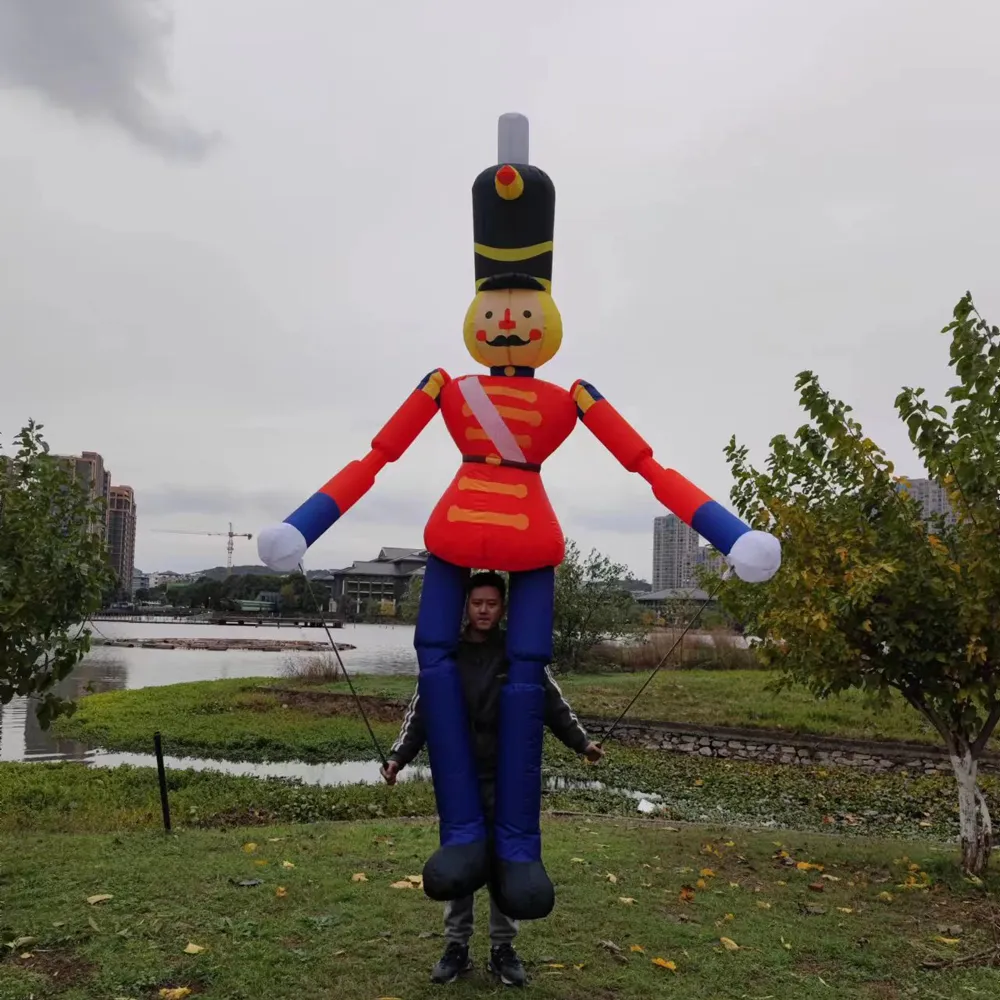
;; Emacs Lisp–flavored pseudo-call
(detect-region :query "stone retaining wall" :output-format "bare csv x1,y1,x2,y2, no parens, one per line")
579,717,1000,776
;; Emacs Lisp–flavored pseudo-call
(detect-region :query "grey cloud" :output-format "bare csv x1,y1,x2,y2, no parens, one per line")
0,0,217,161
139,485,436,529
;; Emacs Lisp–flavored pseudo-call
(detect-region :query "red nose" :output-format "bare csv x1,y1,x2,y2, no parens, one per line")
497,308,516,331
496,164,517,187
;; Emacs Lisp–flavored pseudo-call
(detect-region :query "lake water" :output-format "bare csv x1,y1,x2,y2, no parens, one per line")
0,620,419,782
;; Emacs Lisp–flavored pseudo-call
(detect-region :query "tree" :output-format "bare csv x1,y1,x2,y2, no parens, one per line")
552,538,647,671
716,293,1000,874
399,573,423,623
0,420,116,727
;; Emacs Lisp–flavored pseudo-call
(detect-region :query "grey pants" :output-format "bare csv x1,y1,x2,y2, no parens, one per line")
443,780,517,946
444,890,518,946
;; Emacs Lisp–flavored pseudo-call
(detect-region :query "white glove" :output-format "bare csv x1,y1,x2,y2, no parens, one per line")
257,522,307,573
727,529,781,583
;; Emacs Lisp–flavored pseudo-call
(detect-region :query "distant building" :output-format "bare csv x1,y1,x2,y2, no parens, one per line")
635,586,719,616
898,477,957,527
107,486,137,597
54,450,111,539
316,546,428,614
694,544,727,579
652,514,701,590
132,570,150,593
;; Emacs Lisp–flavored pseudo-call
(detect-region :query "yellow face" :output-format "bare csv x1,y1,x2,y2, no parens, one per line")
463,287,563,370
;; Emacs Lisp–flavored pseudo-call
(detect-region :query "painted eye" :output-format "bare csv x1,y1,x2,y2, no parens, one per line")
523,310,532,318
485,311,493,319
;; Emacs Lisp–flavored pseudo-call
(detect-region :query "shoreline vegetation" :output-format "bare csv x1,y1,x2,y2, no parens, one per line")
90,637,356,653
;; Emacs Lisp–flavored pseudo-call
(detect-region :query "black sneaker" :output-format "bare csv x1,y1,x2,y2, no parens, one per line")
431,941,473,984
488,943,526,987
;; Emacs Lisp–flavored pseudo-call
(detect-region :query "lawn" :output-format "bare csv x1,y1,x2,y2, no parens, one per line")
54,669,950,756
1,817,997,1000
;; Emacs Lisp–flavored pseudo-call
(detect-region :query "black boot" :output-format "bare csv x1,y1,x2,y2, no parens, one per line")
488,943,527,987
491,858,554,921
431,941,473,984
422,841,490,901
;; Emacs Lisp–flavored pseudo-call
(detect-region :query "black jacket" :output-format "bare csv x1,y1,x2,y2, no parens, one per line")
389,627,591,778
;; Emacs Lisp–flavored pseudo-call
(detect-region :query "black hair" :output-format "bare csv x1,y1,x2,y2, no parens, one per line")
478,273,546,292
466,570,506,604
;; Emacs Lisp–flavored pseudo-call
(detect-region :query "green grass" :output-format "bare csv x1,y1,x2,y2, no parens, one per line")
2,734,995,842
1,817,998,999
54,670,952,761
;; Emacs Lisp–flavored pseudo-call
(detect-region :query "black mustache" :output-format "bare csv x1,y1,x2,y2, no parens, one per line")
486,333,531,347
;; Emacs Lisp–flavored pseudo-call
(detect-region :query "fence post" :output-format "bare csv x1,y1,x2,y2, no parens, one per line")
154,731,171,832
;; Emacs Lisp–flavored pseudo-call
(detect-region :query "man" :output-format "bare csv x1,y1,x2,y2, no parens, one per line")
381,570,604,988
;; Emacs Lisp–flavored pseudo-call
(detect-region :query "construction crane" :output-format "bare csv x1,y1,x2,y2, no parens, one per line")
152,521,253,576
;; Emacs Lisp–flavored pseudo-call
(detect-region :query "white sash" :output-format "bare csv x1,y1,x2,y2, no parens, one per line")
457,376,527,464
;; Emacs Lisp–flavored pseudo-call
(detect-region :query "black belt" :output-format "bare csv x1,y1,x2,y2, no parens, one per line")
461,454,541,473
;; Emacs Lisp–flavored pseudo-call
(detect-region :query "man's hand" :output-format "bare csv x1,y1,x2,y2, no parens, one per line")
380,760,401,785
583,742,605,764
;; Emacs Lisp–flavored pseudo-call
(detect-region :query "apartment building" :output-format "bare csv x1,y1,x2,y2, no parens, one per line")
107,486,137,597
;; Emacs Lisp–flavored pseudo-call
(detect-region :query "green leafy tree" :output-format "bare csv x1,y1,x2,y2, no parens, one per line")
716,293,1000,873
552,538,646,671
399,573,423,624
0,420,116,727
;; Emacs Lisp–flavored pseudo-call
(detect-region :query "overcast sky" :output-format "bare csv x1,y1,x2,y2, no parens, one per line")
3,0,999,580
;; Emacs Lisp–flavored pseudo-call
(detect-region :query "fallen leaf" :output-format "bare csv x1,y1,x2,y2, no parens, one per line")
351,873,368,883
571,857,586,864
19,953,33,960
700,868,716,878
934,936,961,946
390,880,415,889
575,963,586,969
796,862,824,872
808,881,825,893
406,875,423,885
679,885,696,903
630,944,645,953
87,894,113,905
780,936,792,950
545,963,566,968
723,913,734,922
159,990,193,1000
276,887,288,898
234,879,262,888
333,949,347,956
694,778,704,786
720,936,740,951
242,843,258,854
267,837,284,842
821,874,841,882
696,879,707,890
729,881,740,889
598,939,623,954
183,943,205,955
253,860,268,867
837,907,854,914
282,861,295,869
87,917,100,932
877,892,894,903
757,901,772,910
652,957,678,971
606,873,618,884
618,897,636,905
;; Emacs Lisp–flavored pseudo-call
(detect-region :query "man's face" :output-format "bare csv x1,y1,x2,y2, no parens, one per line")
466,585,503,632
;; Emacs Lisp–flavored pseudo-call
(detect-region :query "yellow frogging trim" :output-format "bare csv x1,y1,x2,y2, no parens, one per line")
458,477,528,499
447,506,529,530
485,385,537,403
573,383,598,414
465,428,532,447
461,404,542,427
474,241,553,263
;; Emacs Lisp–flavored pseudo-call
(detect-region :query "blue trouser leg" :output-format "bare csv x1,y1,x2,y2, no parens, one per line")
491,566,555,921
414,555,489,900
